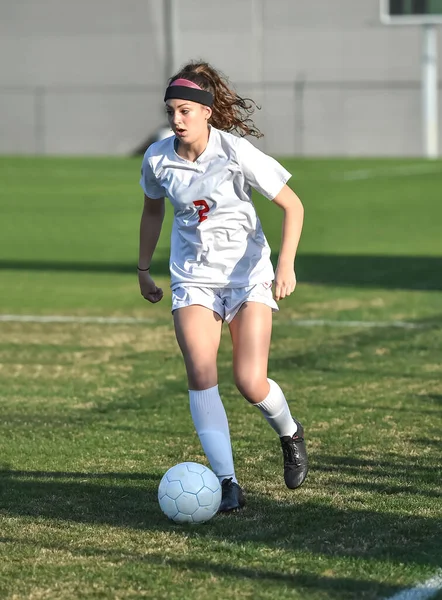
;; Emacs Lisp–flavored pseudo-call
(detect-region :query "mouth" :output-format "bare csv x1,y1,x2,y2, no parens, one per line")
175,128,187,137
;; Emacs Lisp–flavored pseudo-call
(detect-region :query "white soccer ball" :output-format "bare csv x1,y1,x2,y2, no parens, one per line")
158,462,221,524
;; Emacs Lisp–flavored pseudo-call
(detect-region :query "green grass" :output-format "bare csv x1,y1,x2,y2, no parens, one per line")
0,156,441,599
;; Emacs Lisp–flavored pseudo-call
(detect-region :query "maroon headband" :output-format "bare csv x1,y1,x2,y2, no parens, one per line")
164,78,214,107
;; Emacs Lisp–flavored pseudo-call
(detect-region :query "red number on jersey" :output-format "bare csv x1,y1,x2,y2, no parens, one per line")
193,200,210,222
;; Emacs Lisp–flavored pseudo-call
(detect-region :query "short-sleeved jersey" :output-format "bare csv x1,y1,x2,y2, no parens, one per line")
140,126,291,289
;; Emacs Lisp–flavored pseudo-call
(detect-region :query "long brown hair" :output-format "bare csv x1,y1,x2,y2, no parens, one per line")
168,61,263,138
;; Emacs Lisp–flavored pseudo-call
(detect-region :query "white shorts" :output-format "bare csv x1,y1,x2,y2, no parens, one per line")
171,282,279,323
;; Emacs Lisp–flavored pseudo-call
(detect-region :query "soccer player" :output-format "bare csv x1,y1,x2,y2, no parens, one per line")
138,61,307,512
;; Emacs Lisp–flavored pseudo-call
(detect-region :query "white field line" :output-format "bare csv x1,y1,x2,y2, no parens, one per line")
277,319,426,330
0,314,154,325
0,314,430,329
336,163,442,181
385,572,442,600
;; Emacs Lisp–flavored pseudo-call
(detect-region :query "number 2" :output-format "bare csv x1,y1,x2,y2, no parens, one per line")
193,200,209,223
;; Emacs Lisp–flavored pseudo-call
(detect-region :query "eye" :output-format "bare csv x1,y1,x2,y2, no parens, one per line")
181,109,189,115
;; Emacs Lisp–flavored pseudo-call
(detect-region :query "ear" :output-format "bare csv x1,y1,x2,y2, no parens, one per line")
204,106,212,121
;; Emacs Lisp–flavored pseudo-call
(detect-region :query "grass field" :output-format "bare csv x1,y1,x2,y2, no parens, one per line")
0,156,441,600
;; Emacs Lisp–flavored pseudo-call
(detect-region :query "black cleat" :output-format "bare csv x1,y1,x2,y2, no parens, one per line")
218,478,246,513
280,419,309,489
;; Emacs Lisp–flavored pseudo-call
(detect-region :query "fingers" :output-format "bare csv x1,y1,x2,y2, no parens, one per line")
274,282,282,302
274,280,296,301
143,287,164,303
138,271,163,303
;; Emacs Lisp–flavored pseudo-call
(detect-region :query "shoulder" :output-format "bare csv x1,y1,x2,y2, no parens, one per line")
229,135,264,168
209,127,239,150
212,127,238,144
210,128,252,166
220,132,260,157
142,135,175,168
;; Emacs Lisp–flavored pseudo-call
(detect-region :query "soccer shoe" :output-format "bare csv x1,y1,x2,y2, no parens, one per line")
280,419,309,489
218,478,246,513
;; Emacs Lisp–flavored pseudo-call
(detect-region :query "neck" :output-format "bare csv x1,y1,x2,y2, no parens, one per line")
176,127,210,162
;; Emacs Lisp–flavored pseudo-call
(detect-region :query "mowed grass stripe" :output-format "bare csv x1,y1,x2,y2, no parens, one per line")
1,311,441,599
0,156,441,599
0,313,434,329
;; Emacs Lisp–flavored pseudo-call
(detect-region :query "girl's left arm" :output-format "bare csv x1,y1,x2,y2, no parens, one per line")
272,184,304,301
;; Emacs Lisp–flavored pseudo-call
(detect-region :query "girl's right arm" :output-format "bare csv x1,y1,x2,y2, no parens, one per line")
138,194,166,303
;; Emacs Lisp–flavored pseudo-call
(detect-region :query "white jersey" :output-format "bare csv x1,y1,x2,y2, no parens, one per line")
139,126,291,289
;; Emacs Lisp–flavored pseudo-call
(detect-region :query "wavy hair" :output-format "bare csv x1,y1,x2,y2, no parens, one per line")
168,61,263,138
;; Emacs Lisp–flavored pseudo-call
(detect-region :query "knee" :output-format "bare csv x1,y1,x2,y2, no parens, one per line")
234,370,269,404
187,364,218,391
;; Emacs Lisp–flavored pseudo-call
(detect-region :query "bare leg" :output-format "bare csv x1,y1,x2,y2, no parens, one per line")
229,302,297,437
228,301,273,403
174,306,237,483
229,301,308,489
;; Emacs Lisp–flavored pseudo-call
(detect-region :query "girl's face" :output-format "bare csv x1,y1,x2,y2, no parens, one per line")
165,99,212,145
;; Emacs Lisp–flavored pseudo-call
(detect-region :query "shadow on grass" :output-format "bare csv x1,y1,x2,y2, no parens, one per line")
296,254,442,291
0,534,402,599
0,469,158,481
422,394,442,403
313,455,441,478
1,253,442,290
0,464,441,572
314,455,441,498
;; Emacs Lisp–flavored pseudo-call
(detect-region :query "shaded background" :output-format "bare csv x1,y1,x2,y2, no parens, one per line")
1,0,441,157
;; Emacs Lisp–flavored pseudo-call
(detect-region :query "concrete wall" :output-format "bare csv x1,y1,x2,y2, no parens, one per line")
0,0,441,156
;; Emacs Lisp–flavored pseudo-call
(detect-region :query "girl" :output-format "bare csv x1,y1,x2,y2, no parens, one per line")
138,61,307,512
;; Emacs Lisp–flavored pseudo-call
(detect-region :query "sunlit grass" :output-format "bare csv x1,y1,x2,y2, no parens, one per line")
0,156,441,599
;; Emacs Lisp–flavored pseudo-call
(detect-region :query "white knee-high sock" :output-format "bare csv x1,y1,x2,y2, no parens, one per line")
189,385,237,484
254,379,297,438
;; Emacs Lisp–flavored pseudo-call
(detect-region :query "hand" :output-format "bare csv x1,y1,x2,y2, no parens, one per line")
138,270,164,303
274,265,296,301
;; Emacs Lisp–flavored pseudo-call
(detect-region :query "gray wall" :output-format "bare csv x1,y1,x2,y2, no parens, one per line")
0,0,441,156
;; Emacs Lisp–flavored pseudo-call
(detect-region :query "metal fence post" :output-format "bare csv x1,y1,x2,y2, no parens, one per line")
294,75,306,156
